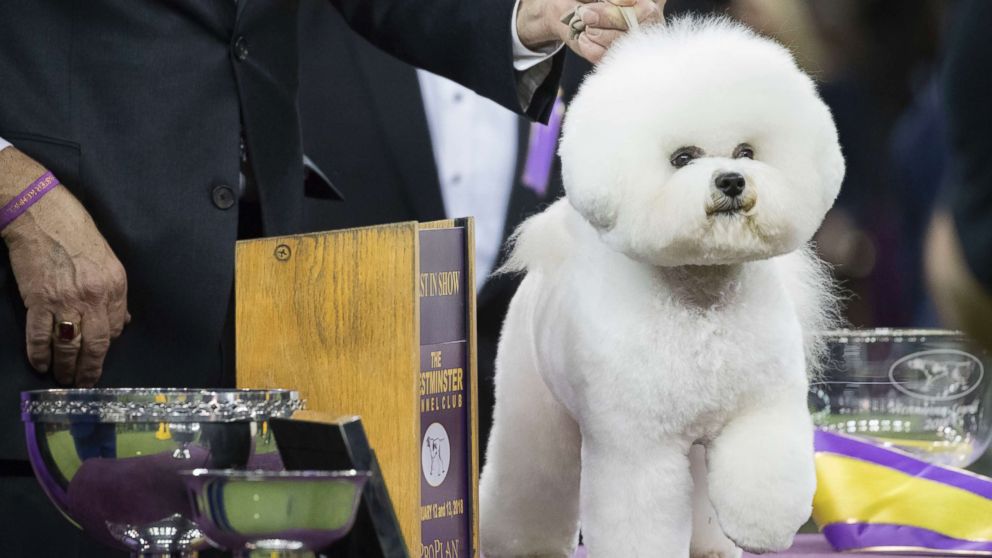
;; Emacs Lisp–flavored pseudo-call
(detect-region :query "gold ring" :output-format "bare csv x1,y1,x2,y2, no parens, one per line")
54,321,80,342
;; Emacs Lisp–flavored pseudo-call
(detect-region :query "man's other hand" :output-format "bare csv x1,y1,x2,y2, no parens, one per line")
518,0,665,64
0,149,129,387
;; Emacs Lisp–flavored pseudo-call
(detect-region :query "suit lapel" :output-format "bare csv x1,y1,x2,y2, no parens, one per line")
353,46,446,222
235,0,249,25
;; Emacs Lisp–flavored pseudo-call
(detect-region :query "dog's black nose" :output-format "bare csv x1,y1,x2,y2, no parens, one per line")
714,172,745,198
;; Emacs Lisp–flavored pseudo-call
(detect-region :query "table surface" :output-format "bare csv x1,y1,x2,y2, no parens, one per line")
741,534,921,557
569,535,927,557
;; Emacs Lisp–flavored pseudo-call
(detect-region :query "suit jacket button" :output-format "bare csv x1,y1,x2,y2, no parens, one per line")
233,36,248,61
212,185,236,209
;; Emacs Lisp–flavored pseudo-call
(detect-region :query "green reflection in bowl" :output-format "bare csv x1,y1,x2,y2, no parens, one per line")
209,479,359,534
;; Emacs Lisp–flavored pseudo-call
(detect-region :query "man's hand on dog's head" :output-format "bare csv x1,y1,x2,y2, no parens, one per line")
517,0,666,64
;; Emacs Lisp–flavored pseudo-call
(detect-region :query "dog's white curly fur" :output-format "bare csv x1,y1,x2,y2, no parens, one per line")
480,17,844,558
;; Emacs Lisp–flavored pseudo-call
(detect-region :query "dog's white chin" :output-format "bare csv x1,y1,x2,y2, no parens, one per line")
608,211,800,267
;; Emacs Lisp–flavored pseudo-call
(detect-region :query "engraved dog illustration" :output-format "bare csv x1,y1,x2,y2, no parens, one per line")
906,358,976,394
428,436,446,477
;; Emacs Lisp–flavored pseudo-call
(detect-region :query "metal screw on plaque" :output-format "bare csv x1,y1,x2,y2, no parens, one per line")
274,244,291,261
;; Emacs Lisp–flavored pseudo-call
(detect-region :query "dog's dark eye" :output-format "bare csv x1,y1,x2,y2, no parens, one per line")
733,144,755,159
670,146,702,169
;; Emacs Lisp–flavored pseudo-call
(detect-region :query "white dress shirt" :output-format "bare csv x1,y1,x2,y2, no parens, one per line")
418,71,519,293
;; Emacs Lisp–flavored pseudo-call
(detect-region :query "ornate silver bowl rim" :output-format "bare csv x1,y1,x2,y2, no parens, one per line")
21,388,303,423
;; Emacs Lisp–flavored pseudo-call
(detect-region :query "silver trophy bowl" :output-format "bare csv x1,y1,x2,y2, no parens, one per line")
21,388,303,557
810,329,992,467
180,469,371,557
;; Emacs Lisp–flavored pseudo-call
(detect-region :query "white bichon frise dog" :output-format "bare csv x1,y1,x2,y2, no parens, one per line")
480,17,843,558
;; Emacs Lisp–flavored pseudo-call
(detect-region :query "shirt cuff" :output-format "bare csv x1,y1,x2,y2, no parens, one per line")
0,136,10,153
511,0,564,71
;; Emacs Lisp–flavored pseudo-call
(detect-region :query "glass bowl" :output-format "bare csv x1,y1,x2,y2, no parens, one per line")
809,329,992,467
180,469,371,557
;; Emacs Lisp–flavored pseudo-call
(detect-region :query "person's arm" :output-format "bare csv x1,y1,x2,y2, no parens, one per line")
925,211,992,350
0,141,129,387
329,0,663,122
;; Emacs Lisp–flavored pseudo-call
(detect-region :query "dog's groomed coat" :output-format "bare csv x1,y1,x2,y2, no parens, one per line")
480,17,844,558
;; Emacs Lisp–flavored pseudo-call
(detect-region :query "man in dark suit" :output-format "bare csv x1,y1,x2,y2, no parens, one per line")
0,2,663,555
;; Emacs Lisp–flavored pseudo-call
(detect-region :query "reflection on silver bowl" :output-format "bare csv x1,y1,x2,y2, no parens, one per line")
180,469,370,557
810,329,992,466
21,388,303,557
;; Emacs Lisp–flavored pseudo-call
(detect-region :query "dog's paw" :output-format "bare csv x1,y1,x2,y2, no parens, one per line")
718,506,809,554
690,525,744,558
719,517,797,555
690,528,743,558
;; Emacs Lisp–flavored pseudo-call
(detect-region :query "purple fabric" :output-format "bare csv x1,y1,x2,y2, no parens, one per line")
743,534,844,557
0,170,59,230
823,523,992,554
814,429,992,499
66,447,211,547
521,95,565,197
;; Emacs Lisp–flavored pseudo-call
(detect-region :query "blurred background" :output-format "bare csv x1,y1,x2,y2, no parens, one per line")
688,0,951,329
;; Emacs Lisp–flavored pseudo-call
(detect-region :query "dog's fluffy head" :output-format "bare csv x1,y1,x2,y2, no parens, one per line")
559,17,844,266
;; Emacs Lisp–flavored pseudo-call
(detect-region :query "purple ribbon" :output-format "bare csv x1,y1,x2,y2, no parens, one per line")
815,430,992,554
824,523,992,554
815,429,992,499
522,93,565,198
0,170,60,230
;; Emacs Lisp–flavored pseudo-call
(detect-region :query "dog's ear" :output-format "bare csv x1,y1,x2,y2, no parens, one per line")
812,112,845,212
559,134,622,232
556,74,630,233
565,182,620,232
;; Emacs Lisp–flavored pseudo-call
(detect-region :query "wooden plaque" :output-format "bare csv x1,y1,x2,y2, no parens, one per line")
235,219,479,557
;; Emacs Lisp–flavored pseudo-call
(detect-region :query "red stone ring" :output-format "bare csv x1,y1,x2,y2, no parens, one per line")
54,321,80,343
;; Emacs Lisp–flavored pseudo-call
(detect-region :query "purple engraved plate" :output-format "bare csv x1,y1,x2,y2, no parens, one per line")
419,227,472,558
419,228,466,346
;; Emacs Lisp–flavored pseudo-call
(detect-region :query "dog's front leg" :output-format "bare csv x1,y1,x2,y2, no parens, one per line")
480,303,582,558
705,395,815,553
689,444,742,558
580,433,694,557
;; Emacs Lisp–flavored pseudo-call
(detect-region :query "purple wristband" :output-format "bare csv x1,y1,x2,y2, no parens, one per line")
0,171,60,230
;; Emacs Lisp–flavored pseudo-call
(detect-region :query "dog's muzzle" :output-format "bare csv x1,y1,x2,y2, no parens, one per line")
708,172,756,215
715,172,745,198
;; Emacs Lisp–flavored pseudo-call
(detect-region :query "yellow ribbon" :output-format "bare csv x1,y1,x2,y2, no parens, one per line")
813,452,992,543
